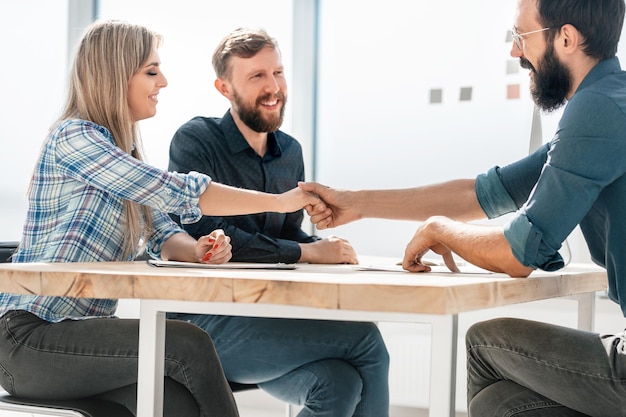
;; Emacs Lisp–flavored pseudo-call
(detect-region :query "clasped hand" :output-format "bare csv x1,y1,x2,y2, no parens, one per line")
196,229,232,264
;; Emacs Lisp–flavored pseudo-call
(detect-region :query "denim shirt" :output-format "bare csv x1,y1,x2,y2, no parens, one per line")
1,119,212,322
476,57,626,316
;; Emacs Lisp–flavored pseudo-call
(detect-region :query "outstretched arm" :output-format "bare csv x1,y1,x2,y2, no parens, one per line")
299,179,485,229
199,182,323,216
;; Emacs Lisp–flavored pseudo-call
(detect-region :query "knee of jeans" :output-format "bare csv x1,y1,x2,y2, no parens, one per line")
307,359,363,406
466,318,517,348
363,322,391,366
165,320,216,357
469,380,547,417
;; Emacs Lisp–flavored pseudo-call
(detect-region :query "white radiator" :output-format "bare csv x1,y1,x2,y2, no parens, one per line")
379,322,432,408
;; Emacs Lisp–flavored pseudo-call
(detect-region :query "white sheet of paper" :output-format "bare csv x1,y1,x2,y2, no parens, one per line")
351,263,492,274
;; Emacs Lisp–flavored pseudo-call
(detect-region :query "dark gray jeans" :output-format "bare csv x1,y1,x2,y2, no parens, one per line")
466,317,626,417
0,310,239,417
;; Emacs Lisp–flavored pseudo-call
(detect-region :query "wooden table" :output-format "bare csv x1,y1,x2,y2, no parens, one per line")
0,258,607,417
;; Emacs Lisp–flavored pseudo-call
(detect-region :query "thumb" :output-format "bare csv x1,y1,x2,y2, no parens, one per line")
442,252,460,273
298,181,317,193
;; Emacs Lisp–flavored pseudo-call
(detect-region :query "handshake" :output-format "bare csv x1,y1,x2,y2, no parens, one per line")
295,181,356,231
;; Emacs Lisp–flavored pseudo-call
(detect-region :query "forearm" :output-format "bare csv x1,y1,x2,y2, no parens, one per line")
356,179,485,222
298,242,318,263
424,217,533,277
160,232,198,262
199,182,282,215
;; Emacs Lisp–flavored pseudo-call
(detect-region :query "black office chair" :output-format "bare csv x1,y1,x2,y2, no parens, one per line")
0,241,18,263
0,392,135,417
0,383,256,417
228,381,259,393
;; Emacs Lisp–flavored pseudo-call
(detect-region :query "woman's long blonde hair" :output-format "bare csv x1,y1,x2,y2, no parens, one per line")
56,20,160,258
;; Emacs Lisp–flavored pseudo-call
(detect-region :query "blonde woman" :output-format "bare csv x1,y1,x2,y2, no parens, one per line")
0,20,323,417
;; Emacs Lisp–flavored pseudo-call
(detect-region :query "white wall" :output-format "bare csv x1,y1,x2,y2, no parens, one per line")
0,0,69,240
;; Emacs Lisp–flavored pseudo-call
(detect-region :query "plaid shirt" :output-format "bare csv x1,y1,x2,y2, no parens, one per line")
2,119,211,322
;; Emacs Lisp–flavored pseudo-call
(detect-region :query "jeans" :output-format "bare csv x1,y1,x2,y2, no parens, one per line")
170,314,390,417
466,317,626,417
0,310,239,417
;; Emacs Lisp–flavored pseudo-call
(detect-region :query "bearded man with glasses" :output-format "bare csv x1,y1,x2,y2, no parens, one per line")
301,0,626,415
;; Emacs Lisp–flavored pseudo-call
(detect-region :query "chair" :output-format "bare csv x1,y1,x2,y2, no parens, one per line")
0,382,293,417
0,392,134,417
0,384,255,417
0,241,18,263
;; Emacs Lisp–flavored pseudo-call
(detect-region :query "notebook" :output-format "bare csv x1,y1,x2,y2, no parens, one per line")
147,259,297,270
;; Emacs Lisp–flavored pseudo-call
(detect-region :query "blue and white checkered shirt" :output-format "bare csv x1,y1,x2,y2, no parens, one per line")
2,119,211,322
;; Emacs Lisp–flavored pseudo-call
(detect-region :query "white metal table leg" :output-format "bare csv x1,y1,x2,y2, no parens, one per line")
572,292,596,332
428,314,458,417
137,300,166,417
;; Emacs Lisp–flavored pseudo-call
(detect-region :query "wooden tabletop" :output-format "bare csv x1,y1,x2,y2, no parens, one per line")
0,258,607,315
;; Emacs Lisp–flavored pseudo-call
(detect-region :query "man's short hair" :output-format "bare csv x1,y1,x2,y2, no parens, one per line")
538,0,625,60
212,27,280,80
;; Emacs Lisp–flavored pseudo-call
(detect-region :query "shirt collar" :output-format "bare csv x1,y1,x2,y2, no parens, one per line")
576,56,622,94
220,110,283,158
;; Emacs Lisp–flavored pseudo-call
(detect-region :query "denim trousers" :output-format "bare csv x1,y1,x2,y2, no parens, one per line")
0,310,239,417
170,314,390,417
466,317,626,417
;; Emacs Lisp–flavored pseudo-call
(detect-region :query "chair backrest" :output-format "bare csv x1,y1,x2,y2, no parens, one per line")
0,242,18,263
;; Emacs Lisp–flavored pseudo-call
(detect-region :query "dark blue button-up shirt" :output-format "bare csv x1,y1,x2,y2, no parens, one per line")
168,111,318,263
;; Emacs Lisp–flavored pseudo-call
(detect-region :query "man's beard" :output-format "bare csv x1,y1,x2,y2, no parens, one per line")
233,90,286,133
521,44,571,113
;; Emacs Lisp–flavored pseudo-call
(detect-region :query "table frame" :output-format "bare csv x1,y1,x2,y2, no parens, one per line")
137,292,596,417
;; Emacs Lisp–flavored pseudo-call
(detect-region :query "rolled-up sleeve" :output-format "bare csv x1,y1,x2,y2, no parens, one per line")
476,165,563,271
475,167,518,218
504,214,564,271
167,171,212,224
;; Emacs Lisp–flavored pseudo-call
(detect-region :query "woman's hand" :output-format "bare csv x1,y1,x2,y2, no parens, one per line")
196,229,232,264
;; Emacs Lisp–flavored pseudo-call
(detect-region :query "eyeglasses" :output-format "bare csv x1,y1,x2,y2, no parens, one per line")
511,27,551,50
